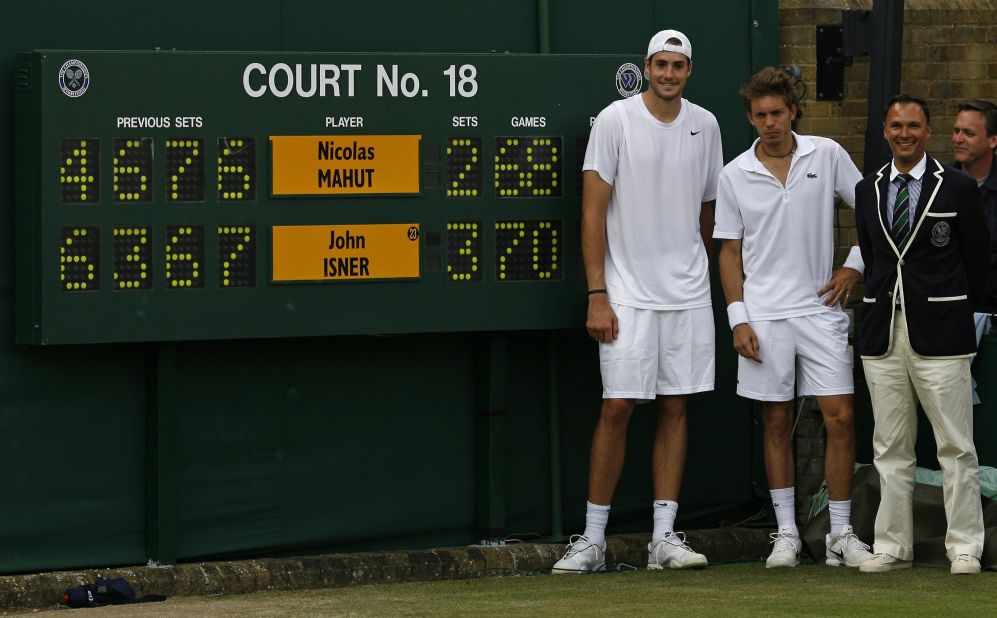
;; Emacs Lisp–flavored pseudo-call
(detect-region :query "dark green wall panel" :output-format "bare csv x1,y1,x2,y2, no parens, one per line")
280,0,539,52
170,335,478,559
0,342,146,573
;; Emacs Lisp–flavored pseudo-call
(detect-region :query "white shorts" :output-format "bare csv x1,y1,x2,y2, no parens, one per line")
736,309,853,402
600,303,715,401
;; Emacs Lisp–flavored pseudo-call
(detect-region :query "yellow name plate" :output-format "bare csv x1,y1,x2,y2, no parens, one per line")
270,135,421,196
272,223,420,282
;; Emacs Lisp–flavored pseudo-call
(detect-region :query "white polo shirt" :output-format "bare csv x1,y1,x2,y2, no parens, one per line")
584,95,723,310
714,133,862,321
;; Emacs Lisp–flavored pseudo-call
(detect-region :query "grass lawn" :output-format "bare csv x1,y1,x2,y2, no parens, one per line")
14,562,995,617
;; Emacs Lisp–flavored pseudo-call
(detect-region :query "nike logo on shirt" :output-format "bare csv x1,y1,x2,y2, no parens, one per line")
690,131,701,136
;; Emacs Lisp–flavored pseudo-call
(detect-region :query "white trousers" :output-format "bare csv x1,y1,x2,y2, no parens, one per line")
862,313,984,561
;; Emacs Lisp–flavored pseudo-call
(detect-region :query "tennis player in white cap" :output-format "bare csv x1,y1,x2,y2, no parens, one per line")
553,29,723,573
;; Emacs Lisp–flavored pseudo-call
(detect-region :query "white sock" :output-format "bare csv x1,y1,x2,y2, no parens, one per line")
829,500,851,538
651,500,678,543
770,487,798,536
582,501,610,546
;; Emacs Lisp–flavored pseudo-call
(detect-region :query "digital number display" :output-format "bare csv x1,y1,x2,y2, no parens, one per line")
165,225,204,289
60,138,98,203
113,226,152,290
446,137,482,198
494,136,562,198
113,138,152,203
60,226,99,291
218,226,256,287
495,220,561,281
446,221,482,281
218,137,255,201
166,138,205,202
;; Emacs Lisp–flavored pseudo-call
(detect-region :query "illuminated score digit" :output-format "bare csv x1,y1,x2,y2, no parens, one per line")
60,138,98,203
113,226,152,290
166,138,205,202
113,137,153,203
446,137,482,198
218,137,256,202
446,221,482,282
218,226,256,287
493,136,562,198
495,220,561,281
165,225,205,289
59,226,99,291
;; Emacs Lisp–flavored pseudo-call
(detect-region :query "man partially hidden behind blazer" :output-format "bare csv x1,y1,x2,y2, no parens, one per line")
855,94,991,575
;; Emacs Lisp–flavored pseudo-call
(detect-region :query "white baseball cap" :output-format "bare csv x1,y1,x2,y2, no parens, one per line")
646,29,692,61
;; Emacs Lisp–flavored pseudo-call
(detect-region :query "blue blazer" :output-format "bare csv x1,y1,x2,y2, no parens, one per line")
855,155,990,358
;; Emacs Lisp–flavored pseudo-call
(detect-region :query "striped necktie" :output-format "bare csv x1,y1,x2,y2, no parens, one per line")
891,173,913,250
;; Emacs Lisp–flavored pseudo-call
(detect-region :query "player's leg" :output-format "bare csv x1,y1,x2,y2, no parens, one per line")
589,398,637,507
650,394,686,509
761,401,803,567
552,397,636,574
647,394,707,569
735,318,802,567
553,304,652,574
646,307,712,570
815,394,874,567
796,310,872,567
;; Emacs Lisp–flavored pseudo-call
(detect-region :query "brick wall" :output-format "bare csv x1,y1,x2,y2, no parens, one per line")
779,0,997,268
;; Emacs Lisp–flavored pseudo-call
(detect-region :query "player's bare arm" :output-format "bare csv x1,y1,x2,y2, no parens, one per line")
718,238,762,362
817,260,861,308
581,170,618,343
700,200,715,264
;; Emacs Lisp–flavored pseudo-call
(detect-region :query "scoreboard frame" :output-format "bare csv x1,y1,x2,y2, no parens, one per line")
15,50,642,344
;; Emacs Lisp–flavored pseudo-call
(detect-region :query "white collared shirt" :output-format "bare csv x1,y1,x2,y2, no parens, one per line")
886,154,926,228
714,133,862,321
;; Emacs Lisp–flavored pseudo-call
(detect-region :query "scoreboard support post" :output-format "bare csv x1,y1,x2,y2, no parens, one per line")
546,332,565,540
474,335,507,541
145,343,178,565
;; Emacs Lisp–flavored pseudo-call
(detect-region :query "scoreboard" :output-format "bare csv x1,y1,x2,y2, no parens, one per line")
15,51,645,344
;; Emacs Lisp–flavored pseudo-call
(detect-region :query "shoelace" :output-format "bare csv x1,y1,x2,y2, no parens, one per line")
953,555,976,563
563,534,597,557
658,531,694,552
841,533,871,553
769,532,800,552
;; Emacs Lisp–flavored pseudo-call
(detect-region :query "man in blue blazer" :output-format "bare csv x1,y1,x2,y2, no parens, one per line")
855,94,990,575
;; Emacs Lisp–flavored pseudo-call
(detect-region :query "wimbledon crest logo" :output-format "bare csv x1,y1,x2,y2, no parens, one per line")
58,59,90,97
615,63,642,98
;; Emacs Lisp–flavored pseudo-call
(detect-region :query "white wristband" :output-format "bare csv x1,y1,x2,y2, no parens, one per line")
842,245,864,275
727,301,750,330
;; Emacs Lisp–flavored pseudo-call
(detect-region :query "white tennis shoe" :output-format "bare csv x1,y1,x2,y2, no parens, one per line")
551,535,606,574
647,531,708,570
825,525,873,567
766,531,801,568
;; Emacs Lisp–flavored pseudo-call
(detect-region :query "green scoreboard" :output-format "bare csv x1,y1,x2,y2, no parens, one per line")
15,51,645,344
